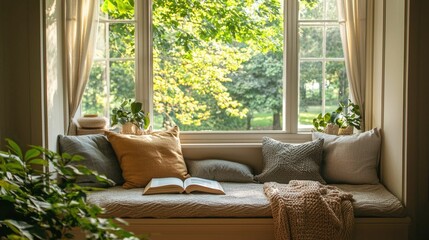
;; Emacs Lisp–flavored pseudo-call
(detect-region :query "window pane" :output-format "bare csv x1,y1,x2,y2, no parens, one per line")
325,61,348,106
326,26,343,58
100,0,134,20
109,23,135,58
110,60,135,110
299,61,323,127
94,22,106,59
152,0,284,131
326,0,338,20
299,26,323,58
299,0,323,20
82,61,107,116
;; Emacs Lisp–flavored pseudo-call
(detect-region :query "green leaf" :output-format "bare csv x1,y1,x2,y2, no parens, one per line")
27,158,48,166
5,139,23,159
24,148,40,162
0,179,19,191
0,219,34,240
5,162,24,172
131,101,142,114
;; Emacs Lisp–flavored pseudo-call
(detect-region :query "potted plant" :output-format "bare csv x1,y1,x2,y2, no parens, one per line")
312,100,361,135
111,99,150,135
0,139,143,239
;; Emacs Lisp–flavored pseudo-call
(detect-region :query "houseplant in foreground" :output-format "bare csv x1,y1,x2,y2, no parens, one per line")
111,99,150,135
312,100,361,135
0,139,141,240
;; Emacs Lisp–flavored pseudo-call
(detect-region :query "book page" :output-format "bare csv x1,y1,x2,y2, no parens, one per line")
184,177,225,194
143,177,184,195
150,177,184,188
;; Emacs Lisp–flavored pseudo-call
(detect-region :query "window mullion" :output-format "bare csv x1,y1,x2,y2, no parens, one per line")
135,0,153,126
285,0,299,133
105,22,111,118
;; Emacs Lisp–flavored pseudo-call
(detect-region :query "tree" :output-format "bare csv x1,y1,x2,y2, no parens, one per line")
228,51,283,130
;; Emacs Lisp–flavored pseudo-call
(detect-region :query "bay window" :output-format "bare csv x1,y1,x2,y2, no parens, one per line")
82,0,348,140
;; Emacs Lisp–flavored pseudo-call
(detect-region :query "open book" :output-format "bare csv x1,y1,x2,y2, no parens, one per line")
143,177,225,195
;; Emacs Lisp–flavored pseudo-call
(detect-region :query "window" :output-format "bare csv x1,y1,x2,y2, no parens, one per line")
82,0,136,117
82,0,348,137
298,0,348,128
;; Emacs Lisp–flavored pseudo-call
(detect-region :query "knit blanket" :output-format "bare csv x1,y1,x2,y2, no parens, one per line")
264,180,354,240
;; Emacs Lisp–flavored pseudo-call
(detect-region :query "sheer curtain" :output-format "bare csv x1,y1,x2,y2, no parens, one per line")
337,0,367,130
62,0,99,135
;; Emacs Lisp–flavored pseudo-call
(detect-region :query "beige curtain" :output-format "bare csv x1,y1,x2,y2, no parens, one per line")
337,0,367,130
62,0,98,135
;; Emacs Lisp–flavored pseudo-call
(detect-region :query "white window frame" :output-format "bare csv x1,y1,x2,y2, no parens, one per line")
99,0,345,144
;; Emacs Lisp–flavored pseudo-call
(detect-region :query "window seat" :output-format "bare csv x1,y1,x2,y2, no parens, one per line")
63,136,410,239
87,182,405,219
85,182,409,240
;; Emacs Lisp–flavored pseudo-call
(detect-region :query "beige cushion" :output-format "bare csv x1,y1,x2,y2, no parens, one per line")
255,137,325,184
106,126,190,189
312,128,381,184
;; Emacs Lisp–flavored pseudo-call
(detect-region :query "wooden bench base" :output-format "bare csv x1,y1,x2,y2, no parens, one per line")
82,217,409,240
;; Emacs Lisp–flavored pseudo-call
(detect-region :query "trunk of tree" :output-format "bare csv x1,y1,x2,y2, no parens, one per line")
272,112,281,130
246,113,253,130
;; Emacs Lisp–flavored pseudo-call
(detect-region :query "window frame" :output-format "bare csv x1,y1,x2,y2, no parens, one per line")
92,0,346,144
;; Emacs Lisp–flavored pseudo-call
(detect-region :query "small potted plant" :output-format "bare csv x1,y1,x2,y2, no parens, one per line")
111,99,150,135
312,100,361,135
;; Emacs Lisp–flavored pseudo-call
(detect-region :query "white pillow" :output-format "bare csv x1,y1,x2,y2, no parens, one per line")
312,128,381,184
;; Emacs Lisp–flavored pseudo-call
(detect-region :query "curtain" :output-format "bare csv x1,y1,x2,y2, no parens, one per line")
337,0,367,130
62,0,98,135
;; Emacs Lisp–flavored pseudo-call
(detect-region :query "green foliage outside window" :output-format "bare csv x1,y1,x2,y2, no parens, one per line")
83,0,349,130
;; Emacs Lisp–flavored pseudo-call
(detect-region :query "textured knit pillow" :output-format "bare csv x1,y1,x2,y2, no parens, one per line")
106,126,190,189
312,128,381,184
254,137,325,184
58,134,124,187
186,159,254,183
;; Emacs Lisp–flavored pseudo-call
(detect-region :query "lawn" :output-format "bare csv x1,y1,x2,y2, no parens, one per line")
151,105,336,130
251,105,337,130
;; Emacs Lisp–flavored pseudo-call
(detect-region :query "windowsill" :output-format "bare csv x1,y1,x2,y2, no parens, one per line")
179,131,312,144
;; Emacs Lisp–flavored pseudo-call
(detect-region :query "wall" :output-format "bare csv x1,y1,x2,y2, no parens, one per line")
371,0,429,238
370,0,406,201
406,0,429,238
0,0,45,149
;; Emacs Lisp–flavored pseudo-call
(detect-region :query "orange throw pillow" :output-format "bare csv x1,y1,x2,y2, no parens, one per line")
106,126,190,189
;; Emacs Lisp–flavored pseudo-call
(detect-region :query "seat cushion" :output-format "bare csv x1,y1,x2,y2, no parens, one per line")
87,183,405,218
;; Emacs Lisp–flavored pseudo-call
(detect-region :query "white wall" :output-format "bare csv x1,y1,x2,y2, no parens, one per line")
381,0,407,201
370,0,407,202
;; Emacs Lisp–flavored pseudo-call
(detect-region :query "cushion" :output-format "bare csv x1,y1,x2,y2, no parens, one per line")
58,134,124,187
312,128,381,184
106,126,190,189
254,137,325,184
186,159,254,183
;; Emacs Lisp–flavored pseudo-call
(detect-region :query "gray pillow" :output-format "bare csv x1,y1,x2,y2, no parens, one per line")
312,128,381,184
254,137,325,184
186,159,254,183
58,134,124,187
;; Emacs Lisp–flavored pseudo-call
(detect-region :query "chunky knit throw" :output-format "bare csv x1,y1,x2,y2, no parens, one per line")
264,180,354,240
